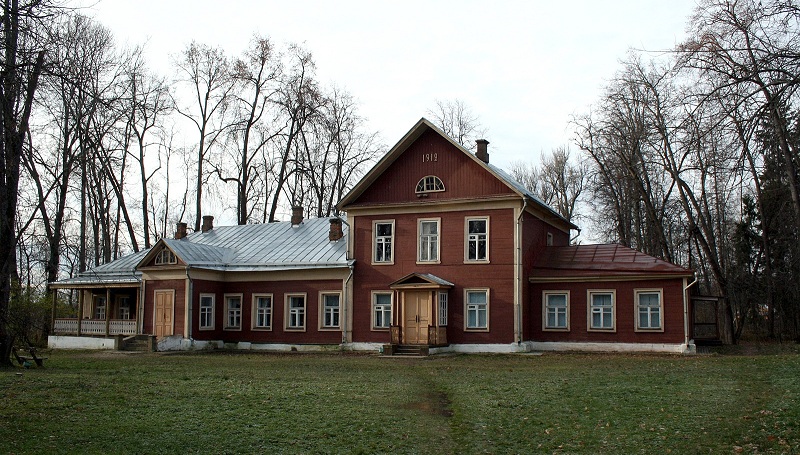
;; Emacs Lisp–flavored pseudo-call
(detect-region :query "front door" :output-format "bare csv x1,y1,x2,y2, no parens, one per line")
154,290,174,337
402,291,431,345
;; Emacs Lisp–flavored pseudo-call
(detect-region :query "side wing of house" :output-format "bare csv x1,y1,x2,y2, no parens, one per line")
528,244,694,353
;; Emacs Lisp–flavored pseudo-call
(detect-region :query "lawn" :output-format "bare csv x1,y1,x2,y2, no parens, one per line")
1,349,798,454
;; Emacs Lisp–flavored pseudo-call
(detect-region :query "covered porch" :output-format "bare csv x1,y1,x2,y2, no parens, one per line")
387,273,452,353
50,285,142,337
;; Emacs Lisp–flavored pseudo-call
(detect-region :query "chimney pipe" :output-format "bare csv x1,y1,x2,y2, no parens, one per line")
175,222,188,239
201,215,214,233
291,206,304,226
329,218,343,241
476,139,489,163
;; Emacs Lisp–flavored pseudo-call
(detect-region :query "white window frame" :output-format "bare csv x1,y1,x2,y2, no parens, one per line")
464,216,490,263
543,291,570,331
224,294,243,330
285,293,307,331
319,291,342,330
546,232,554,246
417,218,441,263
371,291,393,330
464,288,489,331
199,293,215,330
154,248,177,265
635,289,664,332
587,290,616,332
415,175,445,194
372,220,395,265
251,293,273,331
438,291,448,326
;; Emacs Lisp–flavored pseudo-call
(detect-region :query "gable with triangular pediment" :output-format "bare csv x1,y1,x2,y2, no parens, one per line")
349,129,514,207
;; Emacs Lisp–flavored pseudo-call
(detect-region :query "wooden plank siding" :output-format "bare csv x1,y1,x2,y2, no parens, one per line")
143,279,186,337
529,278,686,344
350,208,517,344
190,279,344,344
350,130,514,207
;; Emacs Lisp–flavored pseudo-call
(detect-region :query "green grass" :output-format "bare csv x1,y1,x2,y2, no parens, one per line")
1,350,798,454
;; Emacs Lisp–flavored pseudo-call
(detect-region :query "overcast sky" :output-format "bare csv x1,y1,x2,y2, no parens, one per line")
84,0,698,169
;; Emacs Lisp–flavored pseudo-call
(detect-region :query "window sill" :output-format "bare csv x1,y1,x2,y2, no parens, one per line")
463,259,490,264
284,327,307,332
371,261,395,266
634,327,664,333
588,328,617,333
223,327,242,331
251,327,273,331
542,327,570,332
318,327,340,332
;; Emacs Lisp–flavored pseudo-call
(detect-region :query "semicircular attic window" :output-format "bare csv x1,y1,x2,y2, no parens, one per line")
415,175,445,195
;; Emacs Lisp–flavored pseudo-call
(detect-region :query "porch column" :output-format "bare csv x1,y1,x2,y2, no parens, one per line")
77,290,84,336
105,288,111,336
50,289,57,334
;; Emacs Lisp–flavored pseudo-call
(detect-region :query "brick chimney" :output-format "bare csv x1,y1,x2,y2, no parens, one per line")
291,206,304,226
201,215,214,233
476,139,489,163
175,222,188,239
329,218,343,241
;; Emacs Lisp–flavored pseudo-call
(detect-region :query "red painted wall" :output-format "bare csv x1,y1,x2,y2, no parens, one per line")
352,130,514,206
351,208,517,344
521,212,570,340
529,278,686,344
143,279,187,336
190,279,343,344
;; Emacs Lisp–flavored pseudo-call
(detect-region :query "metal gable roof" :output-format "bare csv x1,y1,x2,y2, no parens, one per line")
51,217,349,288
160,217,349,271
49,249,148,288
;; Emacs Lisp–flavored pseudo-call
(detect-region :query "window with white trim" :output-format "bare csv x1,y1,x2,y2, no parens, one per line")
466,217,489,262
372,292,392,329
636,289,663,331
252,294,272,330
199,294,215,330
438,291,448,326
154,248,177,265
225,294,242,330
285,294,306,330
465,289,489,330
415,175,445,193
373,221,394,264
543,291,569,330
418,219,440,262
320,292,341,329
588,290,615,331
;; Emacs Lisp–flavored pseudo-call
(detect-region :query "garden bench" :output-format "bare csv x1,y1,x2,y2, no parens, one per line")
12,346,47,367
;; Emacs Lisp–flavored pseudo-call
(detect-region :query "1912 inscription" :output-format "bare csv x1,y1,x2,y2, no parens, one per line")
422,153,438,163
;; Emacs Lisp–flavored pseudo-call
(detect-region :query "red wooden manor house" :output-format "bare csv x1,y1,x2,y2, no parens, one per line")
50,119,697,354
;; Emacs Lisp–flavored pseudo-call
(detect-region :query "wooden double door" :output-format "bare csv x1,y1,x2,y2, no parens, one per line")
402,291,431,345
154,290,174,337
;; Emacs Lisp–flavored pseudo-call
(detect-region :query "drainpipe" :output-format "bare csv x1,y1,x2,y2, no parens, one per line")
342,264,354,344
683,276,698,350
138,277,145,335
514,198,529,345
186,266,193,343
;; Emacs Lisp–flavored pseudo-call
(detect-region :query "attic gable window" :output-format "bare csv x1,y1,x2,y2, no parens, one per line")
415,175,445,194
154,248,177,265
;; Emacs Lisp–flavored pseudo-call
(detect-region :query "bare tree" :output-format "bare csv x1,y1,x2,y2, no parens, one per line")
215,35,281,224
174,42,234,232
427,98,486,149
0,0,54,365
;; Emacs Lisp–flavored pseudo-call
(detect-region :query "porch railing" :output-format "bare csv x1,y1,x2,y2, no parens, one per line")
53,318,137,336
